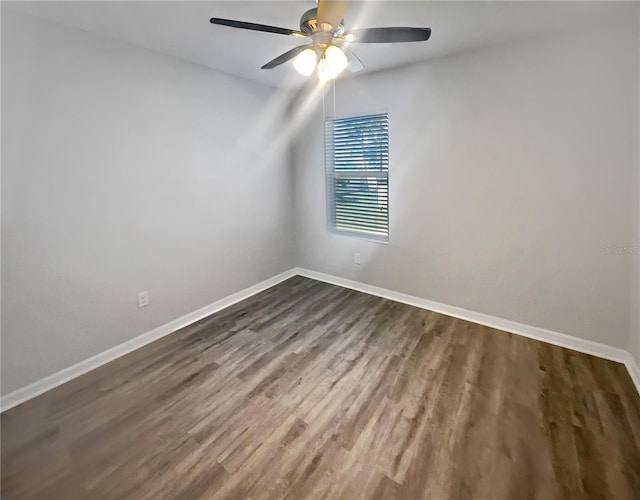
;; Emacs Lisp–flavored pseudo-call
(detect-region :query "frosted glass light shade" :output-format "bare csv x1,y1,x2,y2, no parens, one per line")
293,48,317,76
324,45,348,76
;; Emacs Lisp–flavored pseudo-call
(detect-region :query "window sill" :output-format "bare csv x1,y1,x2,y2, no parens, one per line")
328,229,389,245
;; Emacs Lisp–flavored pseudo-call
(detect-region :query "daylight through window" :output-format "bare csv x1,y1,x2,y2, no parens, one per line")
325,113,389,241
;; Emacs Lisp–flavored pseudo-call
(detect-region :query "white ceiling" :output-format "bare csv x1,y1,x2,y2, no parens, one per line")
3,1,629,89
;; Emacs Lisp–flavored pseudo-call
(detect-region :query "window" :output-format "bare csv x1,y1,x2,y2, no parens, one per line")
325,113,389,241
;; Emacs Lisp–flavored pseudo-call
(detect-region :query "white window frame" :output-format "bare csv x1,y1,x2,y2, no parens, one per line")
325,112,390,243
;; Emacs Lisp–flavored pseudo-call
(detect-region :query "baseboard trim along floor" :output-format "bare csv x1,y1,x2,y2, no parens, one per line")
0,269,297,412
294,268,640,397
2,266,639,411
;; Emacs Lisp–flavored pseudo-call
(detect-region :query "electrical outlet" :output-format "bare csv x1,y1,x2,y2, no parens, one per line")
137,291,149,308
354,253,361,265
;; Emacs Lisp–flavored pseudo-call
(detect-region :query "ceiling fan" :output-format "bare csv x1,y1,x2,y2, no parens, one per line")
209,0,431,81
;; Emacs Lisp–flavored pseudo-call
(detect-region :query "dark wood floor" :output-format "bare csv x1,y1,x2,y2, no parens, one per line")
2,276,640,499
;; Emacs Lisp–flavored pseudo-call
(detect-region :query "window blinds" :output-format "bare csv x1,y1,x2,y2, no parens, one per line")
325,113,389,240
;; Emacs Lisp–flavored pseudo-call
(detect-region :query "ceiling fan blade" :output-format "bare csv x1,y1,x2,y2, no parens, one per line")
317,0,348,32
345,27,431,43
261,45,309,69
342,46,364,73
209,18,305,37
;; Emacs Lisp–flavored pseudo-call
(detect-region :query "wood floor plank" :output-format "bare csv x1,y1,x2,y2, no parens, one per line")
2,276,639,499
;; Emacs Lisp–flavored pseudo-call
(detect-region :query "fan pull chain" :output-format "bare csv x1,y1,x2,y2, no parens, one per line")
322,82,326,123
333,78,336,119
321,79,337,124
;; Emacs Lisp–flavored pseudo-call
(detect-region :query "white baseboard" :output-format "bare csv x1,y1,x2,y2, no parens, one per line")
624,353,640,395
3,266,638,411
294,267,640,396
0,269,297,412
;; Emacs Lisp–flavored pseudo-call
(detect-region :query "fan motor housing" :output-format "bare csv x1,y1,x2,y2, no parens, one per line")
300,8,345,36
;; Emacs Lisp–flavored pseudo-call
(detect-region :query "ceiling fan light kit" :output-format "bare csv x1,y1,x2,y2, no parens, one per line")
210,0,431,81
316,45,348,80
293,47,318,76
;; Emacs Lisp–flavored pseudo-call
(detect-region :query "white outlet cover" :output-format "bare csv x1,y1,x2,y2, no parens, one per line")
137,291,149,308
354,253,361,264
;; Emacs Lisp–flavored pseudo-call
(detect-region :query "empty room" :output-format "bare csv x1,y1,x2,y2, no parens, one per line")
1,0,639,498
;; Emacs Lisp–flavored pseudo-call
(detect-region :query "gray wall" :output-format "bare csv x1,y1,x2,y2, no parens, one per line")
2,5,639,397
293,15,639,352
1,10,295,395
633,3,640,367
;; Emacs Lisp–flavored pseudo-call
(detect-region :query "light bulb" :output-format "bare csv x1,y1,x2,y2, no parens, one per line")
317,57,334,82
293,48,317,76
324,45,348,76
